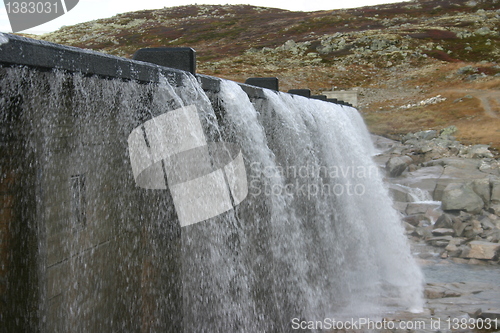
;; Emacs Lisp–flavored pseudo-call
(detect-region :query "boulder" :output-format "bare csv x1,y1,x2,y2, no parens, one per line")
415,130,438,140
403,214,430,227
445,238,466,256
406,202,439,215
386,156,408,177
444,290,461,298
490,203,500,215
407,164,418,172
434,165,485,201
403,222,416,234
485,230,500,243
475,27,492,36
413,141,436,154
397,165,443,199
479,216,497,230
401,132,417,144
423,157,480,170
479,160,500,175
393,202,408,214
442,165,485,179
441,183,484,213
479,310,500,321
470,178,491,207
425,205,444,223
426,236,452,247
400,155,413,165
452,217,467,237
467,145,494,159
424,286,445,299
439,125,457,138
461,241,500,260
435,213,453,228
492,178,500,203
463,225,481,239
413,226,433,238
471,219,484,235
432,228,455,236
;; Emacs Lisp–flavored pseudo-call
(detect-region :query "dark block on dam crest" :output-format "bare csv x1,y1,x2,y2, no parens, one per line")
311,95,327,101
288,89,311,98
245,77,279,91
133,47,197,74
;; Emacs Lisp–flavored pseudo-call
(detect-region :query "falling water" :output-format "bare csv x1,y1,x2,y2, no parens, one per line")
0,62,423,332
197,80,425,328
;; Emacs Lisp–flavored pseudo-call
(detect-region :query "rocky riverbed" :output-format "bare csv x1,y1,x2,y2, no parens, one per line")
360,128,500,333
374,127,500,265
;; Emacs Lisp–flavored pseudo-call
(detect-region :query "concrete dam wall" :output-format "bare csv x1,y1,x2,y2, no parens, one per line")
0,34,423,332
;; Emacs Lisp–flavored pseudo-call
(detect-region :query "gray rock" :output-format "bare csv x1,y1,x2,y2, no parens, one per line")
403,214,430,227
386,156,408,177
485,230,500,243
400,155,414,165
479,160,500,175
461,241,500,260
403,222,416,234
432,228,455,236
467,145,494,158
444,290,462,297
425,286,445,299
459,211,474,221
479,310,500,320
415,130,438,140
490,203,500,215
423,157,481,170
437,167,486,204
441,165,486,179
463,225,481,239
479,216,497,230
406,202,439,215
472,178,491,206
388,186,411,202
446,238,466,255
393,201,408,214
371,135,398,151
426,236,452,247
452,217,467,237
414,141,436,154
442,183,484,213
392,165,442,200
435,213,453,228
475,27,492,36
471,219,484,234
492,178,500,203
440,125,458,138
413,226,433,238
401,132,417,144
408,164,418,172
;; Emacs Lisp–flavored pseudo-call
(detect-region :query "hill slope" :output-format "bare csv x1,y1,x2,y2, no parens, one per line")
32,0,500,149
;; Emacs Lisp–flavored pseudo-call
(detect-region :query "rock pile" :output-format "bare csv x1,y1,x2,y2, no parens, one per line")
373,127,500,265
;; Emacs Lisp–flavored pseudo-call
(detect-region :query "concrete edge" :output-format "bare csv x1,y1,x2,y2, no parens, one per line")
0,33,348,106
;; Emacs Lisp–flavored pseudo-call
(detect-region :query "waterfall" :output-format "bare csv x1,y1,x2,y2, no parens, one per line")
181,79,424,331
0,59,423,332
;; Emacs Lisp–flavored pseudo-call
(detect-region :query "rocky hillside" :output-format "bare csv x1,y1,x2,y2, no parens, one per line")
29,0,500,150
